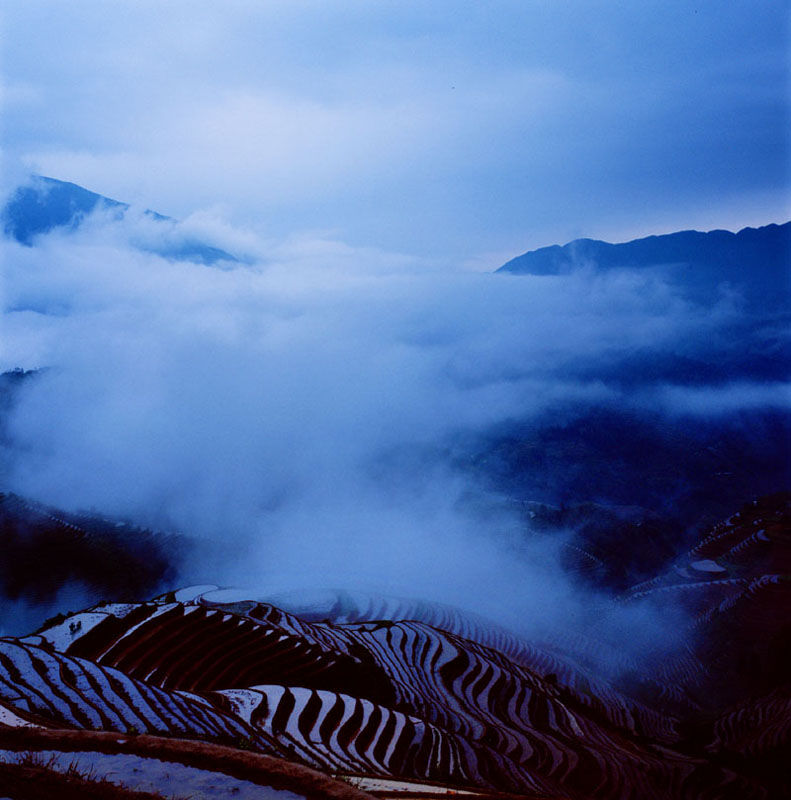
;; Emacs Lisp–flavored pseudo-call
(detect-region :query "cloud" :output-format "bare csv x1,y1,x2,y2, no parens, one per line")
2,201,784,657
652,381,791,417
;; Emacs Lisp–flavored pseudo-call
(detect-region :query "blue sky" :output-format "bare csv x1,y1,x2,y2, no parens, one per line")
2,0,789,264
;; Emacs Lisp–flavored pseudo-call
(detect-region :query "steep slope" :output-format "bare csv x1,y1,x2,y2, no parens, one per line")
624,493,791,711
2,497,789,799
0,492,186,625
1,598,753,798
465,410,791,590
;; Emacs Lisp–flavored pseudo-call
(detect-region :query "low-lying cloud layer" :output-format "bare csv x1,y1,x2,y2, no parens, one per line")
0,206,787,655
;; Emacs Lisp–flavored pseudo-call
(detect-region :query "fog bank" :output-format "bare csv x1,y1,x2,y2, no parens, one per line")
1,207,786,653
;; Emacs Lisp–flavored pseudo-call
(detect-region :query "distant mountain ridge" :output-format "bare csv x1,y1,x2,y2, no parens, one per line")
2,175,238,265
498,222,791,310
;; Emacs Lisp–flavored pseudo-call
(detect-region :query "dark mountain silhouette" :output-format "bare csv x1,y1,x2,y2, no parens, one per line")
479,224,791,581
2,176,238,266
498,222,791,311
464,406,791,588
0,492,187,623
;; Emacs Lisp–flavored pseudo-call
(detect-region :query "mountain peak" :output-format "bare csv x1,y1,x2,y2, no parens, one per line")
2,175,239,266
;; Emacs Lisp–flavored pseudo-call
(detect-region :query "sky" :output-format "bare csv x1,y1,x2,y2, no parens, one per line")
1,0,789,265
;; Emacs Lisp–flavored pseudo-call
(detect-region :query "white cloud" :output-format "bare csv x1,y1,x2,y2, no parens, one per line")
0,209,741,590
1,201,784,665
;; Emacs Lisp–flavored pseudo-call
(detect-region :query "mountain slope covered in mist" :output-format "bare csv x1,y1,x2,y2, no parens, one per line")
477,220,791,584
498,222,791,311
0,175,788,605
1,176,238,265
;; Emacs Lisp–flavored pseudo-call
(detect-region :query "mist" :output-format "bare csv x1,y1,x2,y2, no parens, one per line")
0,204,786,662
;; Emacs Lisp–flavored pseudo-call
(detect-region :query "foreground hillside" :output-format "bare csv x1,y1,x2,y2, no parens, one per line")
0,495,788,799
